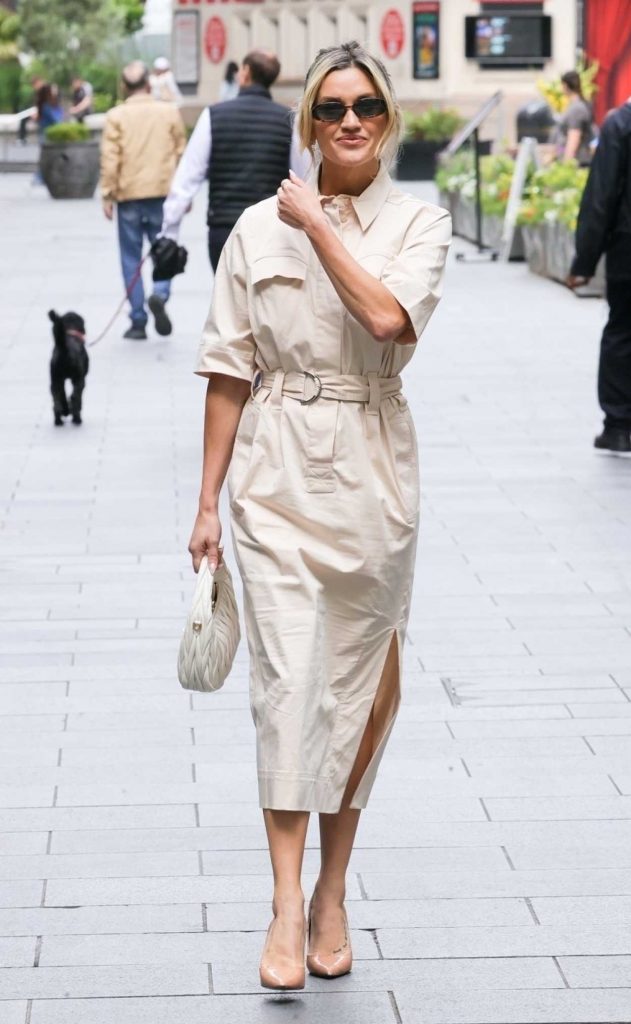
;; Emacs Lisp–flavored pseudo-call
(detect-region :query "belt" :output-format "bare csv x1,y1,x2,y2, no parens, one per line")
252,369,402,415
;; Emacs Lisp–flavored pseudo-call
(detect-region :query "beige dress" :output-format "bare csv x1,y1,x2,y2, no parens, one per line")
196,165,451,813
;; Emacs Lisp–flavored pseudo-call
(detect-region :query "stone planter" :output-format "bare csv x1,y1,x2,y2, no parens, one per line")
439,190,524,259
397,139,449,181
40,140,100,199
521,221,605,294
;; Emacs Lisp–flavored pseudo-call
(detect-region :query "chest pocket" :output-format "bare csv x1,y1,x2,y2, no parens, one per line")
248,254,308,338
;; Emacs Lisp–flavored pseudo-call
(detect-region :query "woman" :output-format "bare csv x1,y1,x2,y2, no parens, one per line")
557,70,594,165
189,41,450,990
36,83,63,138
219,60,240,102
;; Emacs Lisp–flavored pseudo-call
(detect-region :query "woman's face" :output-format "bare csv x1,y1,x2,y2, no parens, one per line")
311,67,388,171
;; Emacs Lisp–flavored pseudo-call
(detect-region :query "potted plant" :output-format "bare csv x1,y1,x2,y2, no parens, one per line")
397,107,464,180
40,122,100,199
435,151,526,257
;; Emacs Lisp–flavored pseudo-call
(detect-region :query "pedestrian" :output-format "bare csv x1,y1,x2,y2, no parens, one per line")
188,41,450,989
99,60,186,340
32,83,63,185
69,75,94,122
568,96,631,453
160,49,310,272
556,69,595,165
19,75,44,145
150,57,182,106
219,60,240,101
35,83,63,139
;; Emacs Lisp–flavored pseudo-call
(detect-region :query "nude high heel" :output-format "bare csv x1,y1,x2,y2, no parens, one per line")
306,899,353,979
259,915,306,990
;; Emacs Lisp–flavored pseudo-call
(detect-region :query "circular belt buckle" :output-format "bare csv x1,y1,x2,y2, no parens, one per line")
300,370,322,405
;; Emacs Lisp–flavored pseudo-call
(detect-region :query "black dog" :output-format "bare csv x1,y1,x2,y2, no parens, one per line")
48,310,89,426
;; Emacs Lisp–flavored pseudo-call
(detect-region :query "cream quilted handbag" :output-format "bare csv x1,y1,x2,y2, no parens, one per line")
177,557,240,692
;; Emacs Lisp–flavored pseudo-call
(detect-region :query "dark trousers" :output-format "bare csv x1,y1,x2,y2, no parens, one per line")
599,280,631,428
208,225,234,273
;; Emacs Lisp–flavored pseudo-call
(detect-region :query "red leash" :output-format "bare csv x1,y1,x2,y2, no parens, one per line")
87,254,150,349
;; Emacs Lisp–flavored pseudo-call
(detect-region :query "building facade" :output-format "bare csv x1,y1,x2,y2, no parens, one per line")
171,0,581,136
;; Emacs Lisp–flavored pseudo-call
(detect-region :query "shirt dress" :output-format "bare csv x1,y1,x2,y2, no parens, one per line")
196,165,451,814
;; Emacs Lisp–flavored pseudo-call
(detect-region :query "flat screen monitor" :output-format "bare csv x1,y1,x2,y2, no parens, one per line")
465,14,552,64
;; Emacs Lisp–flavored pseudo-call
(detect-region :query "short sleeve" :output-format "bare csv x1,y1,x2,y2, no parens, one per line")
381,206,452,341
195,222,256,381
566,101,589,131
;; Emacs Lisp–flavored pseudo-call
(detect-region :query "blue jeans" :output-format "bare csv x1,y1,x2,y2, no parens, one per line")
117,198,170,327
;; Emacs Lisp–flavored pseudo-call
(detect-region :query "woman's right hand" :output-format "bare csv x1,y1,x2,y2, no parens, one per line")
188,508,222,574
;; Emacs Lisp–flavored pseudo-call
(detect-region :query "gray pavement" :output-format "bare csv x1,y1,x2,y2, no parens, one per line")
1,172,631,1023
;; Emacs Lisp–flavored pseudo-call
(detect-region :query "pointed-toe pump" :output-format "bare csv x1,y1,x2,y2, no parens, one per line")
259,916,306,991
306,902,353,979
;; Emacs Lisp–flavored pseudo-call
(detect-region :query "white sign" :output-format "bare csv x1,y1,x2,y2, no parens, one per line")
173,11,200,86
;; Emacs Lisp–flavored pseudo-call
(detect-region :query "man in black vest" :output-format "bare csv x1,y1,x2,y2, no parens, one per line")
568,98,631,453
161,50,310,271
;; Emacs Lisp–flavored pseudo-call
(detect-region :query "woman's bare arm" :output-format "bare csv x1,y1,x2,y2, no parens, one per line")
188,373,250,571
278,172,415,346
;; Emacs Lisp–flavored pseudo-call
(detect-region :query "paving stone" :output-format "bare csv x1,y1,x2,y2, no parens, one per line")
0,881,43,908
393,988,631,1024
0,805,197,831
377,922,631,959
211,955,561,995
0,904,202,936
360,868,631,900
558,954,631,987
45,873,361,906
29,991,396,1024
0,1003,27,1024
0,964,209,999
0,936,37,966
38,928,377,967
0,852,200,880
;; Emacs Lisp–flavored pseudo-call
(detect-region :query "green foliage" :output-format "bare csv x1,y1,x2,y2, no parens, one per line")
435,150,534,218
404,107,464,142
113,0,144,35
91,91,115,113
516,161,588,231
0,59,21,112
0,8,20,62
18,0,124,87
45,121,91,143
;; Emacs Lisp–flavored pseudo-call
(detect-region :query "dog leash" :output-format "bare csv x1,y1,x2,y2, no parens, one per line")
87,254,150,349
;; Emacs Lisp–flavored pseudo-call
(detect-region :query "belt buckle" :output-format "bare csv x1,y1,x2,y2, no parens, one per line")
300,370,322,405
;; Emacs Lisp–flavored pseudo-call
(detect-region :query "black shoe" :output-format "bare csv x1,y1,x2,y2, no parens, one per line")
123,325,147,341
54,414,63,426
148,294,172,336
594,427,631,453
72,413,82,426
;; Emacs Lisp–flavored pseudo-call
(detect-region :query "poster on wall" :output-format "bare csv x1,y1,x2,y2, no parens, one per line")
380,9,405,60
413,1,440,79
173,10,199,86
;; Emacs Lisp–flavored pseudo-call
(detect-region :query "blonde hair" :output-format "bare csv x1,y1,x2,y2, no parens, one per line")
296,42,404,167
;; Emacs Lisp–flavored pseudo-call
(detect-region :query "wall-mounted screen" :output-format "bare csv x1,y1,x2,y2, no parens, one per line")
465,14,551,64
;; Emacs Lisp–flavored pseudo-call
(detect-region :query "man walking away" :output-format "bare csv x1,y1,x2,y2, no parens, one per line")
100,61,186,340
161,49,310,271
568,98,631,453
150,58,183,106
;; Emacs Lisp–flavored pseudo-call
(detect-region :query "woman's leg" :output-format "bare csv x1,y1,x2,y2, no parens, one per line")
312,632,400,949
310,711,373,948
262,809,310,957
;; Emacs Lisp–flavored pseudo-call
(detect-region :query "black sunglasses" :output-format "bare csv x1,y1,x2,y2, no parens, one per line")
312,97,387,122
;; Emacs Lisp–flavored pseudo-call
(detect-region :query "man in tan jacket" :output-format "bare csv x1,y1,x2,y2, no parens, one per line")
100,61,186,340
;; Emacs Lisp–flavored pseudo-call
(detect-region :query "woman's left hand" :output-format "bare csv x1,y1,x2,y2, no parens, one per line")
276,171,326,234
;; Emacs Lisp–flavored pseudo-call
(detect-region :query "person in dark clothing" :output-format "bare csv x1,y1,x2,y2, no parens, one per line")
160,49,310,272
568,99,631,453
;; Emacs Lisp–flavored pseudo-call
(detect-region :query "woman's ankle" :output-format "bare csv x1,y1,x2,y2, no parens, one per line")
312,878,346,908
272,887,305,918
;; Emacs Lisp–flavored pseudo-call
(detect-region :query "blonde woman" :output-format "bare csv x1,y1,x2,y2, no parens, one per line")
189,41,451,989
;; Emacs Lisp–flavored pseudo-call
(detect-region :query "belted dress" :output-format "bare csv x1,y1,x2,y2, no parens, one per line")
195,165,451,813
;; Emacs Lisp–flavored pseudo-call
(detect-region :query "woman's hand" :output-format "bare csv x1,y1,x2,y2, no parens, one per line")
277,170,326,235
188,508,222,574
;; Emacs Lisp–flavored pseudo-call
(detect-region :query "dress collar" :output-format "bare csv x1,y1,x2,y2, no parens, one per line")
317,163,393,231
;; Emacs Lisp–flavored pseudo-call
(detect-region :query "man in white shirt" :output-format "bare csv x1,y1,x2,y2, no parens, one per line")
161,49,310,271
